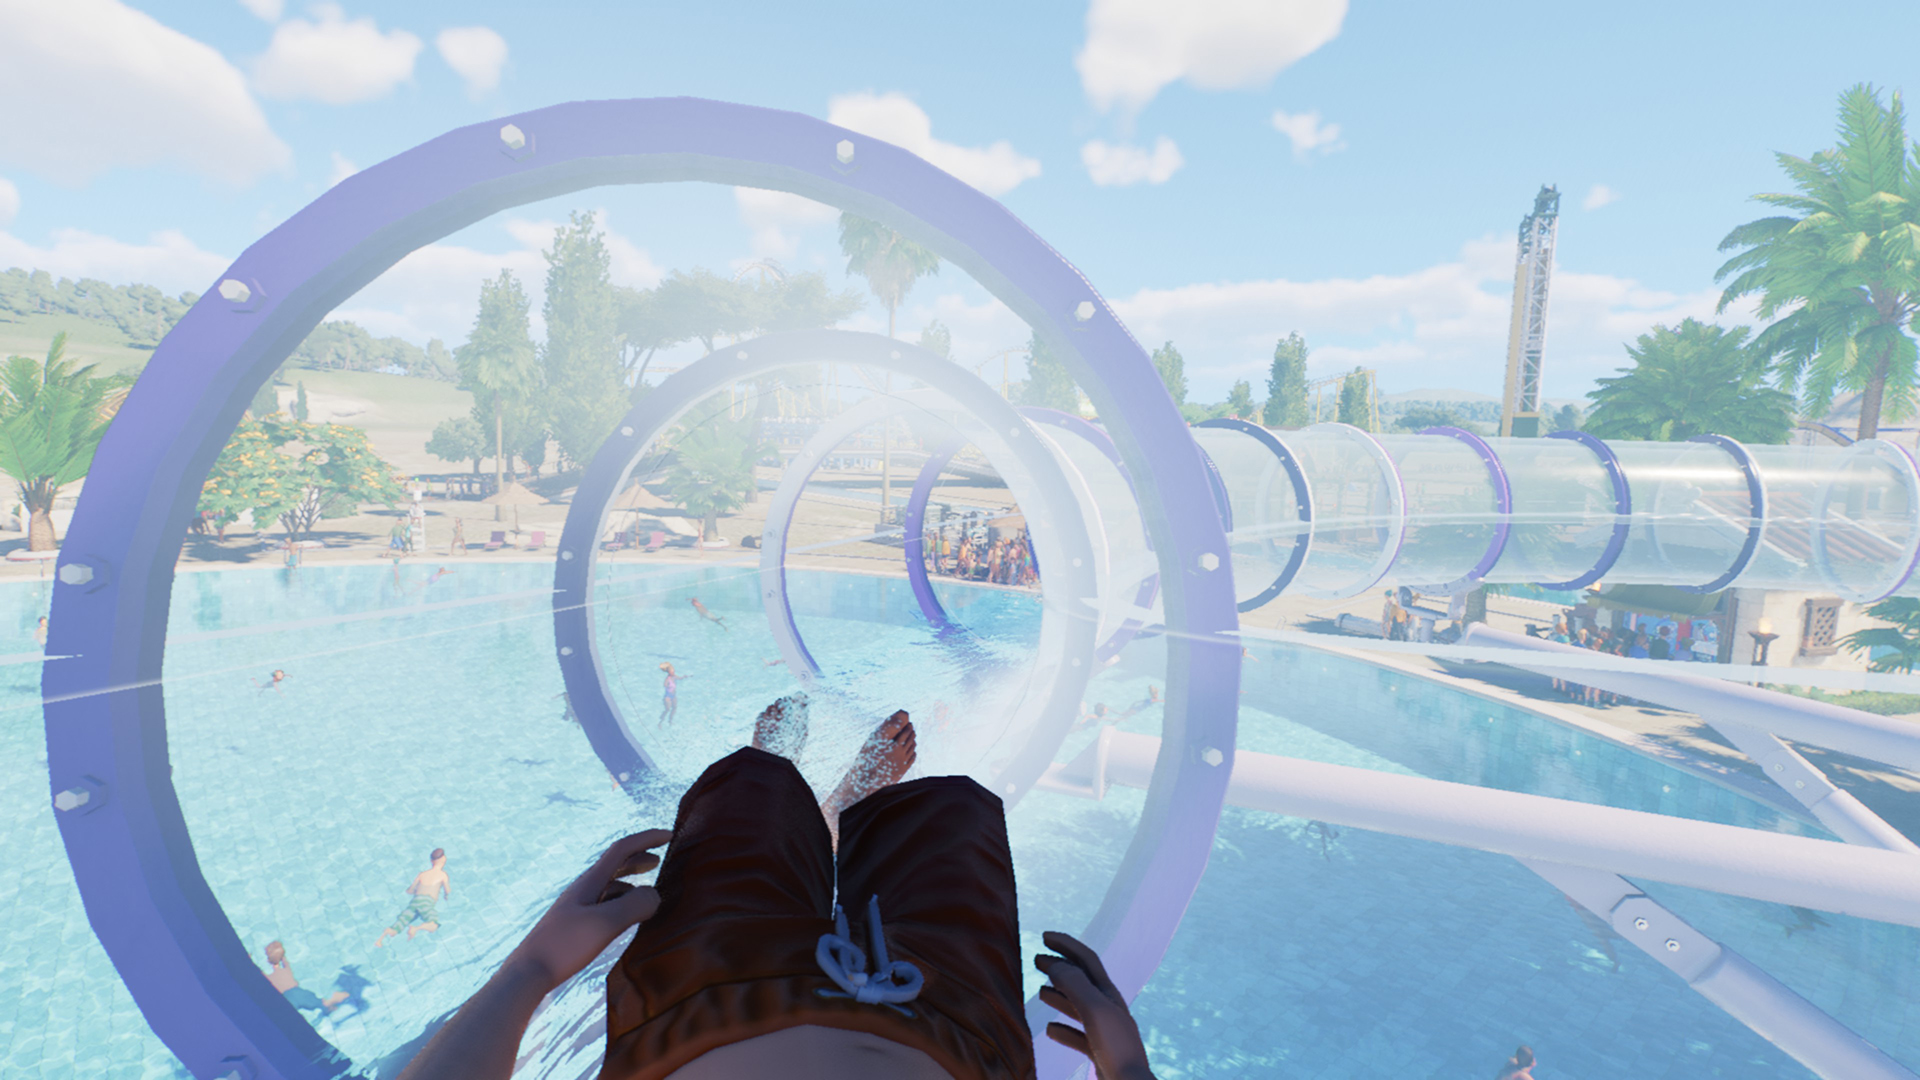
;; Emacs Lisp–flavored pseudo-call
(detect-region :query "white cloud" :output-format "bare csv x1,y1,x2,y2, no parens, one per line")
1583,183,1621,210
253,5,422,105
1078,0,1348,113
733,187,838,261
0,179,18,229
327,152,358,187
435,26,508,99
0,227,231,297
1081,137,1185,186
1109,237,1729,402
337,211,663,345
1271,109,1344,157
827,92,1041,197
238,0,283,21
0,0,290,185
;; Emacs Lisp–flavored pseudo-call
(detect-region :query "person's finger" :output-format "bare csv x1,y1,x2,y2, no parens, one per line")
1044,1021,1092,1058
595,879,635,903
1041,931,1121,1000
1040,951,1105,1008
1036,983,1082,1023
575,830,671,900
605,883,660,928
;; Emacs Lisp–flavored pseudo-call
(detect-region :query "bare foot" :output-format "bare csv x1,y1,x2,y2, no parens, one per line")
822,710,916,824
752,694,810,760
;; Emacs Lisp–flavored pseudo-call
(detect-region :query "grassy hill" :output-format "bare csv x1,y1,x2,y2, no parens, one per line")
0,314,155,374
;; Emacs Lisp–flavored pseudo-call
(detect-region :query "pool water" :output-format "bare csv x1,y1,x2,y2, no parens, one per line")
1,562,1913,1078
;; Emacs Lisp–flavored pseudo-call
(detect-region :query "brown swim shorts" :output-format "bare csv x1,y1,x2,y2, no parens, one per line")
600,747,1034,1080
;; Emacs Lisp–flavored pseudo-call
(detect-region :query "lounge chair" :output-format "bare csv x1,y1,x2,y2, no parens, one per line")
484,530,506,551
643,530,666,552
526,530,546,551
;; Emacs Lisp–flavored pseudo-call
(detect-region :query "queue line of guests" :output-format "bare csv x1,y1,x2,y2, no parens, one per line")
923,523,1038,587
1545,614,1703,706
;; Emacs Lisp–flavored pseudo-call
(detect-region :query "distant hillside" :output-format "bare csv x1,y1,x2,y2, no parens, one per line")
0,266,450,380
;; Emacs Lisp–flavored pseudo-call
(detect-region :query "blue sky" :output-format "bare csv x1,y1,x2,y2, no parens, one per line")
2,0,1917,402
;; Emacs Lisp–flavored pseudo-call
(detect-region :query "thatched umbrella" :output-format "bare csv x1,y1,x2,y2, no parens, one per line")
482,481,544,528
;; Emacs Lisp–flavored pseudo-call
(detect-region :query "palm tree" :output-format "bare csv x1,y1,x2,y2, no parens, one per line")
665,417,764,540
0,332,130,550
1842,597,1920,673
456,271,538,519
1716,84,1920,441
839,213,941,513
1583,319,1794,443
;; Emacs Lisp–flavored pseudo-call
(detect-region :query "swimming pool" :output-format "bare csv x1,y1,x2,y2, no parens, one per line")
2,561,1913,1078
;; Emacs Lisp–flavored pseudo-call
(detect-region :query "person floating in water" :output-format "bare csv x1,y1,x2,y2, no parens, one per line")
1072,702,1110,733
254,669,288,693
392,703,1160,1080
374,847,449,948
690,597,729,631
427,566,455,585
1118,684,1161,721
1496,1045,1537,1079
34,616,47,646
262,940,347,1014
658,662,682,725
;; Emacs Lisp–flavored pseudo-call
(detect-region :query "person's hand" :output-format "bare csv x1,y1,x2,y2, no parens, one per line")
502,830,671,995
1035,931,1157,1080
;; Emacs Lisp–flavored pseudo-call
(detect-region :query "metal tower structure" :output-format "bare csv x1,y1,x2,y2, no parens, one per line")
1499,185,1560,437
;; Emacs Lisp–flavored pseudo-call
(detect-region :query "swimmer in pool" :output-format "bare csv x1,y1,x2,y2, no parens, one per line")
658,663,682,725
34,616,47,646
690,597,728,631
254,669,288,693
374,848,450,948
263,941,347,1014
1073,702,1111,733
1117,685,1160,721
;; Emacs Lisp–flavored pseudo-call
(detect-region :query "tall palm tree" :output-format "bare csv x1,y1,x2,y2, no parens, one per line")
839,213,941,513
456,271,538,518
1716,84,1920,440
666,416,765,540
0,332,130,550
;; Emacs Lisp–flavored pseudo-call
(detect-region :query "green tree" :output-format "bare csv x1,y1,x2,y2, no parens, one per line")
293,381,310,422
198,417,406,544
1584,319,1794,443
1264,332,1310,427
1393,404,1464,433
423,338,457,380
1549,402,1583,432
917,320,952,360
1015,333,1078,412
1842,596,1920,672
1151,341,1188,406
838,214,940,339
648,269,756,355
840,213,941,513
426,415,488,474
0,332,129,549
1226,379,1255,420
1717,84,1920,440
1336,368,1372,430
455,270,539,508
542,211,626,468
666,412,765,540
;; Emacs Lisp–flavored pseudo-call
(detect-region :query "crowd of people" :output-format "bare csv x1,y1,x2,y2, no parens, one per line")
922,521,1038,588
1544,613,1707,706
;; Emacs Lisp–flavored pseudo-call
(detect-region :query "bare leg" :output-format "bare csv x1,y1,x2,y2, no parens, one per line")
820,711,916,842
408,920,439,940
373,928,395,949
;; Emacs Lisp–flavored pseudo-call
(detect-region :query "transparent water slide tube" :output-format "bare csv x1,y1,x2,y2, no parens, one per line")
1289,423,1404,598
1029,423,1149,642
1374,431,1504,590
1813,439,1920,601
1191,422,1310,608
1608,439,1761,590
1738,443,1848,591
1481,433,1624,587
